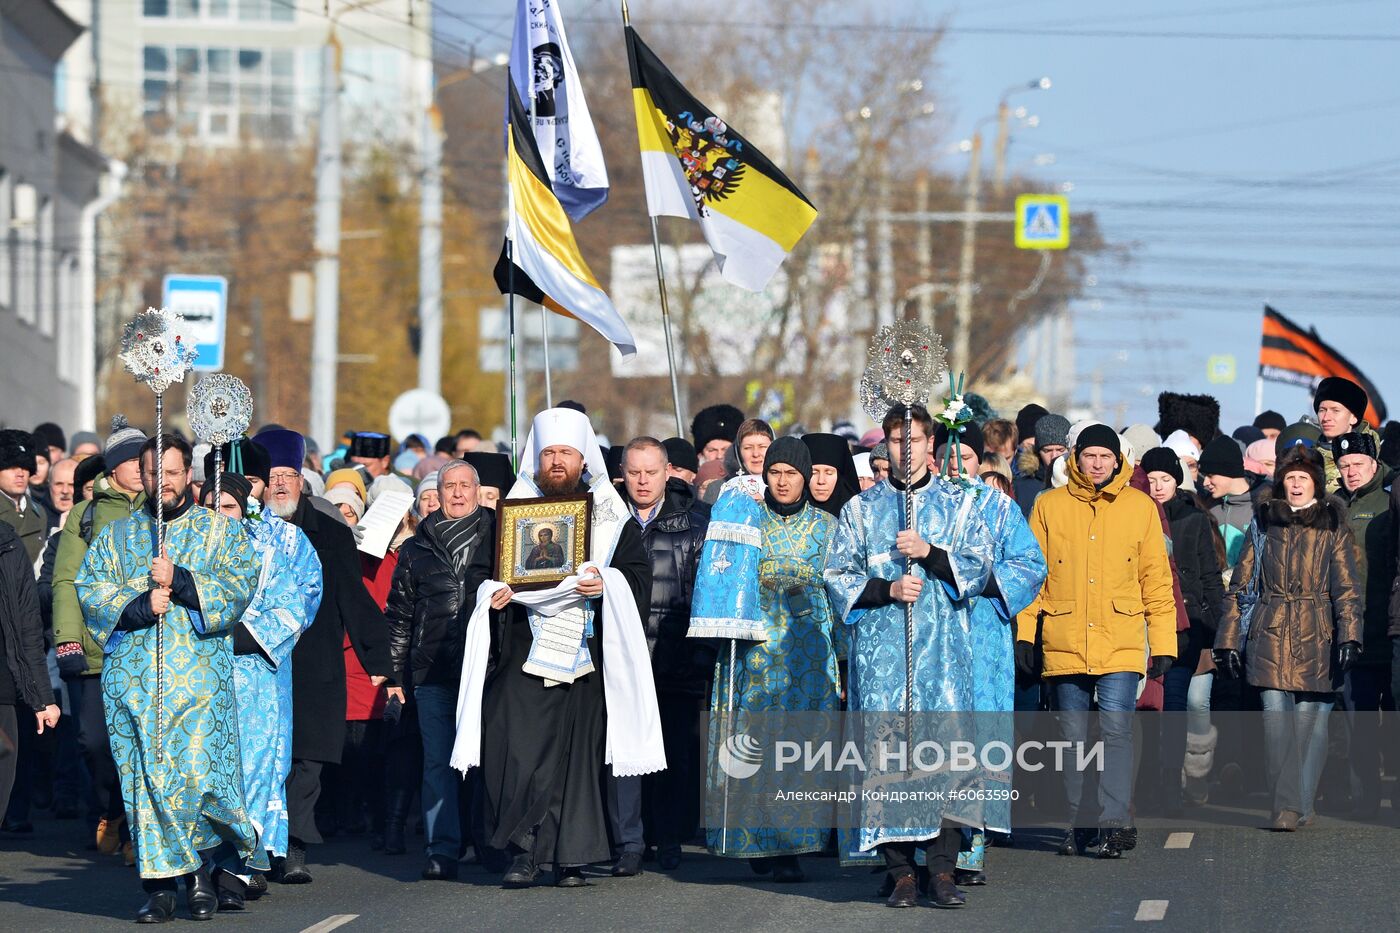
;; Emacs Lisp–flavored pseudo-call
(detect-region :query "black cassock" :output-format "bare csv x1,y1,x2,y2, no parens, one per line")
468,516,651,869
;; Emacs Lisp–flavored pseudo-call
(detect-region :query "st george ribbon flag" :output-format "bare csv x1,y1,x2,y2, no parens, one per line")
625,24,818,292
1259,304,1386,425
509,0,609,220
494,80,637,359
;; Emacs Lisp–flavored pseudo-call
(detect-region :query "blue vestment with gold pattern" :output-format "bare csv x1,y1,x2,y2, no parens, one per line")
76,504,259,878
703,500,841,858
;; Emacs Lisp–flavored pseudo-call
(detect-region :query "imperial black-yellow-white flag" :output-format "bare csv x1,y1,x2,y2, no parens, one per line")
494,81,636,358
626,25,817,292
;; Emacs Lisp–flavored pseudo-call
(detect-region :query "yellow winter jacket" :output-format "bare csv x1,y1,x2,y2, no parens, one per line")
1016,453,1177,677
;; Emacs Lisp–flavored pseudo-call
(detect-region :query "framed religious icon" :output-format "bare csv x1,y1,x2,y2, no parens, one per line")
494,493,593,590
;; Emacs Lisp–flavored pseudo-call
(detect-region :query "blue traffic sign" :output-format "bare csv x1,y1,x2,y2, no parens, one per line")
162,275,228,371
1015,194,1071,250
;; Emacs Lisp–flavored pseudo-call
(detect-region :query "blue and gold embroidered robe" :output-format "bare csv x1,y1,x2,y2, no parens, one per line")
824,478,994,854
76,505,259,878
236,515,322,865
703,501,841,858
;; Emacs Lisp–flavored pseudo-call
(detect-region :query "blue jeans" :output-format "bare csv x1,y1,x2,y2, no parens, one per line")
1259,689,1333,820
1187,672,1213,738
1049,672,1139,827
415,683,462,858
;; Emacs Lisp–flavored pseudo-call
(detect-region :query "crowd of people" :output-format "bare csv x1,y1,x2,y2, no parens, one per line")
0,373,1396,920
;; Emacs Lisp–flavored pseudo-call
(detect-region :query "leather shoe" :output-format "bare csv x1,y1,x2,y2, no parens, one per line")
214,870,246,912
748,857,773,875
1272,809,1300,832
771,856,805,883
502,852,539,888
885,873,918,908
930,872,966,908
185,869,217,920
554,867,590,887
657,845,682,871
136,892,176,924
422,854,458,880
612,851,643,877
954,868,987,886
246,873,268,900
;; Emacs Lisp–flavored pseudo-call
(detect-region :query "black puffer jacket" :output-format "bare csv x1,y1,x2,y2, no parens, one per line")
636,479,713,695
1162,492,1225,667
0,522,55,710
386,507,494,686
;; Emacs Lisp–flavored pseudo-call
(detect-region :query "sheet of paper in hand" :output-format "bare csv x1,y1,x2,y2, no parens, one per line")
356,487,415,559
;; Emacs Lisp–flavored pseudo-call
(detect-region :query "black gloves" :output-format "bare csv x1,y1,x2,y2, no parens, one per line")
1014,641,1038,680
56,642,87,678
1337,641,1362,672
1146,655,1173,679
1212,649,1244,680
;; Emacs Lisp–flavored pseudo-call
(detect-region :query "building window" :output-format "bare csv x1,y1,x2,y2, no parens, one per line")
144,43,298,141
144,0,290,21
37,199,54,337
56,254,79,385
0,170,10,312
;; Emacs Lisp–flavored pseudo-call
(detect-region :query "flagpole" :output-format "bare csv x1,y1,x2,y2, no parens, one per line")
649,218,686,437
527,86,555,410
1254,373,1264,418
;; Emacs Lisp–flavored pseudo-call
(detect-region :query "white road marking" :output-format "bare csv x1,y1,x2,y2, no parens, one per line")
1135,900,1169,921
1164,832,1194,849
300,915,359,933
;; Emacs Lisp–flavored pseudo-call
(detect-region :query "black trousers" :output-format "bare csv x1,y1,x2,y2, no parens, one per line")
286,759,324,846
0,706,17,817
881,823,961,877
74,675,123,821
640,692,703,846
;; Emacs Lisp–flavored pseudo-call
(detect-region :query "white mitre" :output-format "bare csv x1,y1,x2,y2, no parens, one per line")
521,407,609,485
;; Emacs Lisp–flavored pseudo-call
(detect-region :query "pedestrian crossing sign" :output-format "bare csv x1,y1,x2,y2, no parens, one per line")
1015,194,1070,250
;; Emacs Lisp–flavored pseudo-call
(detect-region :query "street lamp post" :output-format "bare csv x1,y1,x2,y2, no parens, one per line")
994,76,1050,198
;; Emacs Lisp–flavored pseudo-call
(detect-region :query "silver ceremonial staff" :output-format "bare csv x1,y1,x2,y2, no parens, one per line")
189,374,253,512
118,308,198,764
860,322,947,726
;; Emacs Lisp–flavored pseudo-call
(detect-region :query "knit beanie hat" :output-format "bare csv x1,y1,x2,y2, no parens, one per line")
1120,425,1162,465
663,437,699,474
1198,435,1245,479
763,436,812,483
1016,404,1049,442
1074,423,1122,459
1140,447,1184,486
1253,410,1286,432
103,415,148,470
1033,414,1071,451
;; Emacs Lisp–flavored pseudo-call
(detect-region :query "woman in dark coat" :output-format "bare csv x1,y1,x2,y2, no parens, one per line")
1143,447,1225,808
1214,446,1363,830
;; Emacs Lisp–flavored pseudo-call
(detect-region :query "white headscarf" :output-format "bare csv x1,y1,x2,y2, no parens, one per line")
520,407,609,484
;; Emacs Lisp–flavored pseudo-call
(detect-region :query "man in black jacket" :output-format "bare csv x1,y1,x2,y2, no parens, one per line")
258,428,395,884
385,459,494,881
0,521,60,815
612,437,711,873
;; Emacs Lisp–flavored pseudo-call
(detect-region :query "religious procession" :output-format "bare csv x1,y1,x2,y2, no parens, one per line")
2,0,1397,929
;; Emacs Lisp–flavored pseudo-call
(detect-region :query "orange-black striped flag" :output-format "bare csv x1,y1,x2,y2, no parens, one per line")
1259,305,1386,425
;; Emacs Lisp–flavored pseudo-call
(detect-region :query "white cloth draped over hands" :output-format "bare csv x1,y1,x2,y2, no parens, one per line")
450,561,667,778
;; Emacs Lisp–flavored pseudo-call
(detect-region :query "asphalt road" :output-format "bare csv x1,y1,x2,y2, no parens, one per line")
1,810,1396,932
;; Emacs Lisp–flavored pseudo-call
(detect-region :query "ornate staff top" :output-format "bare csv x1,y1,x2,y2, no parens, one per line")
859,320,948,422
188,374,253,447
119,307,199,396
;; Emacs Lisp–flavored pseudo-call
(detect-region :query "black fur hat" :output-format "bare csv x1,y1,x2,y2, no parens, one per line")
0,429,37,474
1154,392,1221,446
691,404,745,453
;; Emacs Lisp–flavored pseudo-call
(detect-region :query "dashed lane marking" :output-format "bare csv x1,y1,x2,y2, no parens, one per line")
1135,900,1169,921
1164,832,1194,849
300,915,359,933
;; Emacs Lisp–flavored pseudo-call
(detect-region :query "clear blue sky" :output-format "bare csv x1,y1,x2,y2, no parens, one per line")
437,0,1400,430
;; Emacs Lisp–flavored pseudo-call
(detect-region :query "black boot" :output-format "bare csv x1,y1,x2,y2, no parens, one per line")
501,850,538,888
382,786,412,855
214,869,247,911
184,868,217,921
770,855,805,883
277,840,313,884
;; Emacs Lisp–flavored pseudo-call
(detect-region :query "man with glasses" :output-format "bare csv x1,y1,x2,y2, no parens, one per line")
254,428,396,885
